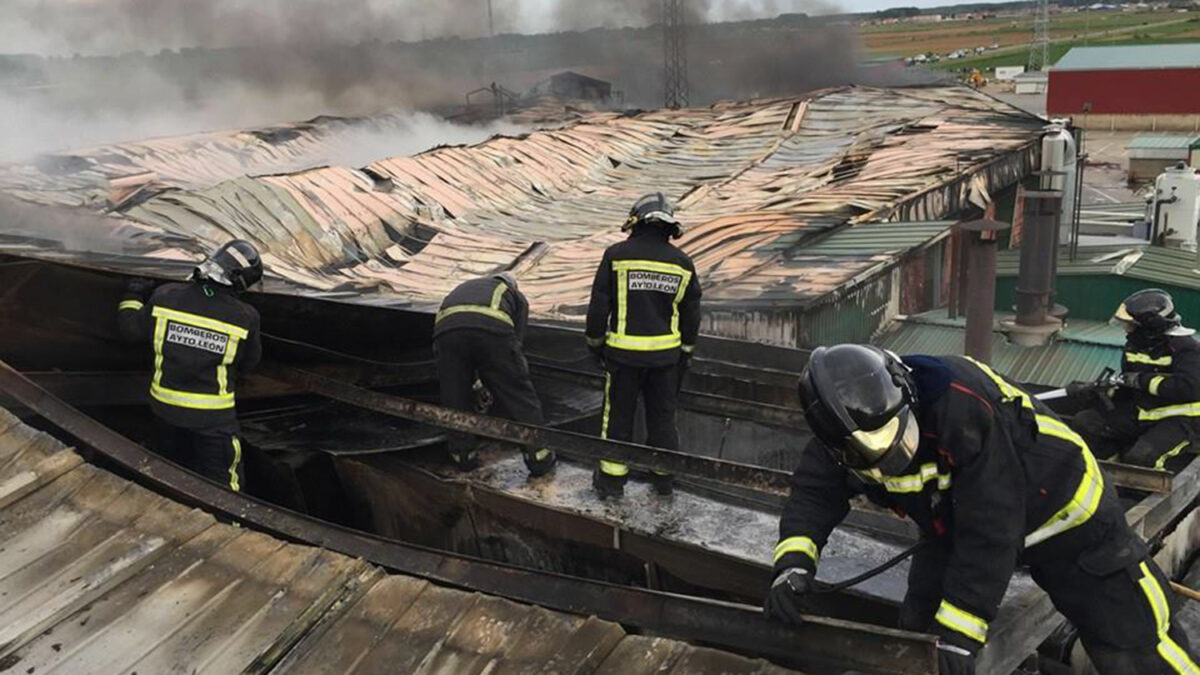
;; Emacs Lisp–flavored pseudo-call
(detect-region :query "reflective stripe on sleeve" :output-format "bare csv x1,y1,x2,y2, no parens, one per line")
1137,562,1200,674
773,536,819,565
118,300,144,312
935,600,989,645
1157,441,1192,470
1150,375,1167,397
1139,403,1200,422
1127,352,1173,366
878,462,952,494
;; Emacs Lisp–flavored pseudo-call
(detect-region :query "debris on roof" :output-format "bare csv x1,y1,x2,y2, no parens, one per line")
0,86,1044,320
0,406,798,674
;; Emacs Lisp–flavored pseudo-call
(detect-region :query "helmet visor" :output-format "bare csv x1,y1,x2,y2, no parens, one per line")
839,407,919,472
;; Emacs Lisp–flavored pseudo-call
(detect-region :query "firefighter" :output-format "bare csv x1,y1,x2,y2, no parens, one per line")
117,240,263,491
585,192,702,498
433,272,556,477
1069,289,1200,469
765,344,1198,675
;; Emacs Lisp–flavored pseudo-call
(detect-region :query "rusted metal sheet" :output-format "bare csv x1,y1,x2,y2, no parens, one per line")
0,362,940,675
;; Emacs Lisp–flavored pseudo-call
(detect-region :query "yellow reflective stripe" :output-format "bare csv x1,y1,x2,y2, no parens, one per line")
879,462,951,494
1157,441,1192,470
490,281,507,309
229,437,242,492
217,332,241,397
612,260,689,276
118,300,144,312
151,306,249,340
435,304,514,326
606,333,682,351
1128,352,1173,366
601,371,612,439
773,536,819,565
152,316,168,388
616,267,629,335
1140,403,1200,421
150,383,235,410
1138,562,1200,674
1150,375,1167,397
935,600,989,644
599,460,628,476
964,358,1104,548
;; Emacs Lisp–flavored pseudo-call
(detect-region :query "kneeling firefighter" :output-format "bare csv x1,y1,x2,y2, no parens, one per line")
433,272,556,477
765,345,1198,674
584,192,702,498
1070,288,1200,469
117,240,263,491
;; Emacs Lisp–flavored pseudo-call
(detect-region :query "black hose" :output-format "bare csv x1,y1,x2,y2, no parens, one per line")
814,539,929,594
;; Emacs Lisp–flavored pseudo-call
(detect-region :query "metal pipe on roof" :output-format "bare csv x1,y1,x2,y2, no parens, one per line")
958,219,1010,363
1005,191,1065,347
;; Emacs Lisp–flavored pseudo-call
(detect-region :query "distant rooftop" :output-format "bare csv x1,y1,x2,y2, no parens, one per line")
1054,44,1200,72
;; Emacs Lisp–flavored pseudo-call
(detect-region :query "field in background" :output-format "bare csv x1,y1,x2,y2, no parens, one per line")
860,9,1200,71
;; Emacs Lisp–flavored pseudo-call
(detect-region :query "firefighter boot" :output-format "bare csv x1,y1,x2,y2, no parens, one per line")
593,461,628,499
524,447,557,478
449,450,481,471
651,470,675,496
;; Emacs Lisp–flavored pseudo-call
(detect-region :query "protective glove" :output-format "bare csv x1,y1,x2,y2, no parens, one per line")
124,276,157,297
936,642,977,675
763,567,816,626
1116,372,1146,390
1065,380,1092,399
588,344,605,370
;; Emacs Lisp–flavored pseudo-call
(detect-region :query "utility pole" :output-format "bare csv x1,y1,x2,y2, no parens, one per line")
663,0,689,109
1026,0,1050,72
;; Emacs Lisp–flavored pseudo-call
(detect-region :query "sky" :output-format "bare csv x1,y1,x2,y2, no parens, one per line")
0,0,1006,56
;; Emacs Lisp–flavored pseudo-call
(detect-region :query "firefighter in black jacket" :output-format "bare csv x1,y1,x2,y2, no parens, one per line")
434,272,556,477
1070,289,1200,469
766,345,1198,675
585,192,702,498
117,240,263,491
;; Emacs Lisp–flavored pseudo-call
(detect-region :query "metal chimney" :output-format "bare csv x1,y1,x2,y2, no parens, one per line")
957,218,1010,363
1002,190,1065,347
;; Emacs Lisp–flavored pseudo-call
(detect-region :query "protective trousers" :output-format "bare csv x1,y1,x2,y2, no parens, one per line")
900,539,1200,674
435,329,545,461
597,361,680,480
154,417,245,491
1074,407,1198,470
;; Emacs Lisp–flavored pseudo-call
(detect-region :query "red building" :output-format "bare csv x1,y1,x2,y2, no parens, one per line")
1048,44,1200,119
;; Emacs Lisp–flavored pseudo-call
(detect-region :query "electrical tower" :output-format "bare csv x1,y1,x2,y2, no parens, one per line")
1026,0,1050,72
663,0,689,109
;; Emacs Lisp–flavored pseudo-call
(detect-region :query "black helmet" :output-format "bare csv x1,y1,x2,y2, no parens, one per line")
798,344,920,476
193,240,263,292
1113,288,1181,334
622,192,682,238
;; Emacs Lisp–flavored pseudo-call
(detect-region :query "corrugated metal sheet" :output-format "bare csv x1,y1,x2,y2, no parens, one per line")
0,406,798,675
802,220,955,256
875,314,1121,387
1128,134,1198,150
1054,45,1200,72
0,86,1044,325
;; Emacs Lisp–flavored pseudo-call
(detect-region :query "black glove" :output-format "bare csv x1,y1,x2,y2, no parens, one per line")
936,642,977,675
588,344,605,370
124,276,157,297
1116,372,1146,390
1065,380,1092,399
763,567,816,626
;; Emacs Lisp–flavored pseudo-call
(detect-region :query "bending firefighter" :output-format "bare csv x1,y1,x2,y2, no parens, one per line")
585,193,701,498
117,240,263,492
433,272,556,477
1070,289,1200,469
765,345,1198,674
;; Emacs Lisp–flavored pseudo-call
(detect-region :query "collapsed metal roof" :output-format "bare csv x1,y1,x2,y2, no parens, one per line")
0,405,799,675
0,86,1044,319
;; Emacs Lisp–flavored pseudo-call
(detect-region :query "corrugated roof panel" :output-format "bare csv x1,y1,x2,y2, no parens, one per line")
1055,44,1200,72
1128,134,1198,150
802,220,955,256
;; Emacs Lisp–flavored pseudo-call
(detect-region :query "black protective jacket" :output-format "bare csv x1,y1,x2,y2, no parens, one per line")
584,226,702,368
1118,329,1200,423
433,276,528,342
118,281,262,429
775,355,1122,650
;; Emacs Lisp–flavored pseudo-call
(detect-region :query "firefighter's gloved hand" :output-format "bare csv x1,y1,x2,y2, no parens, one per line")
1116,372,1146,390
936,642,976,675
763,567,815,625
125,277,157,297
1065,380,1092,399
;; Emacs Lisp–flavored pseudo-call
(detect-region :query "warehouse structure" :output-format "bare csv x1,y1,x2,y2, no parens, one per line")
1048,44,1200,130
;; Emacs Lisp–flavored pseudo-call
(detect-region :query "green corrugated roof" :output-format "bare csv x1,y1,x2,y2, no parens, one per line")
875,310,1122,387
997,245,1200,291
1055,44,1200,72
802,220,955,256
1129,134,1198,150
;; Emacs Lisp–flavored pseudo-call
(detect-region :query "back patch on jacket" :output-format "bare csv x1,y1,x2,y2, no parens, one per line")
628,270,682,294
165,321,229,355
